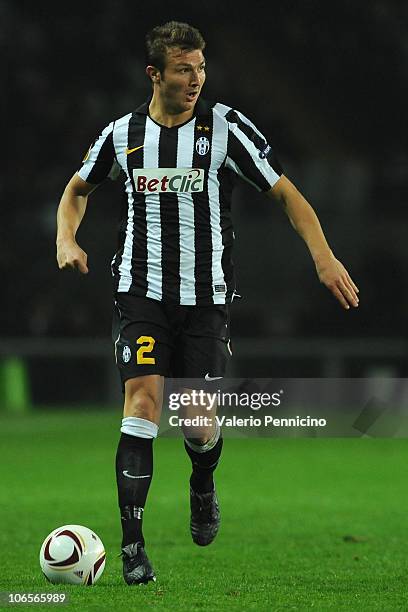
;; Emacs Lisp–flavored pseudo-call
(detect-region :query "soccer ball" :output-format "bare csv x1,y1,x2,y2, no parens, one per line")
39,525,106,585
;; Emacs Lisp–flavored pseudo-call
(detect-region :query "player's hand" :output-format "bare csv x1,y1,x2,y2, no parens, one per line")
56,238,89,274
315,253,359,310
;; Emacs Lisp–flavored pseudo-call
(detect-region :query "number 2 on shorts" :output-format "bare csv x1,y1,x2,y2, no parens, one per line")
136,336,156,364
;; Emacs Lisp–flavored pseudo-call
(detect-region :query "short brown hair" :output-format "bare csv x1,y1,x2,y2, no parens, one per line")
145,21,206,73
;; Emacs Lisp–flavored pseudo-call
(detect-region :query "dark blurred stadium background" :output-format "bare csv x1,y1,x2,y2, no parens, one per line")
2,0,408,408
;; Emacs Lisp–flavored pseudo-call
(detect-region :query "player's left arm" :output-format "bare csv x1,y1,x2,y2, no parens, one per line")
267,175,359,310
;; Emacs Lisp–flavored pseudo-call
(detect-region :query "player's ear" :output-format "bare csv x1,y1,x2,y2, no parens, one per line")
146,65,160,84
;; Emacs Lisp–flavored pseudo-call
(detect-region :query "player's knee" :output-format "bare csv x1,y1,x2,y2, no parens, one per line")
185,434,211,446
124,386,159,422
184,424,216,446
184,419,220,447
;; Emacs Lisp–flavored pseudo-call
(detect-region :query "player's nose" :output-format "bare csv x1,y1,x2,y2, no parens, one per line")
190,70,200,85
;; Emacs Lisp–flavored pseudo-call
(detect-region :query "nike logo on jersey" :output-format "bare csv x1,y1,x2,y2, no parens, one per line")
205,373,223,382
122,470,151,479
125,145,144,155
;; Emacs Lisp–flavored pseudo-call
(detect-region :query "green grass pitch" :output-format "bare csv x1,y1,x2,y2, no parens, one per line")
1,410,408,611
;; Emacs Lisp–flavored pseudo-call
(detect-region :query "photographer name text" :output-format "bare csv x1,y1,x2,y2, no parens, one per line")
168,415,326,428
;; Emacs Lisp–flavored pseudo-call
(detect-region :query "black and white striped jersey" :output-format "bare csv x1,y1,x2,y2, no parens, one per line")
78,96,283,305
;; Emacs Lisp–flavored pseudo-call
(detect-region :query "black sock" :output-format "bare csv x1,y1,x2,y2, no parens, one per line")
115,433,153,547
184,436,223,494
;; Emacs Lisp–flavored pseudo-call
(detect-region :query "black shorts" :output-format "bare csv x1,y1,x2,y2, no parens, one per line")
112,293,232,390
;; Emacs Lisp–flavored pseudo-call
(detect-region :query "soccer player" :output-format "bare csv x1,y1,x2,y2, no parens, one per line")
56,21,359,585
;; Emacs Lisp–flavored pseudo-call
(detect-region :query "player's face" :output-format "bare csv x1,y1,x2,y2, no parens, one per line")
159,48,206,113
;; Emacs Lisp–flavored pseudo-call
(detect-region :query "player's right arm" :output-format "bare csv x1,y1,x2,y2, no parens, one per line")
56,174,98,274
56,120,119,274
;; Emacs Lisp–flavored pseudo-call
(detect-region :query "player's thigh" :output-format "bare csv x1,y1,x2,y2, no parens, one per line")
171,305,229,437
175,304,231,381
112,293,173,390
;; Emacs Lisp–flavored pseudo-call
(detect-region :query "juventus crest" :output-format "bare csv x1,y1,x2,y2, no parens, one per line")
196,136,210,156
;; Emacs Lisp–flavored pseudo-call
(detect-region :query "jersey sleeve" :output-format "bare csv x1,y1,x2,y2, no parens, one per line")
225,109,283,192
77,121,120,184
